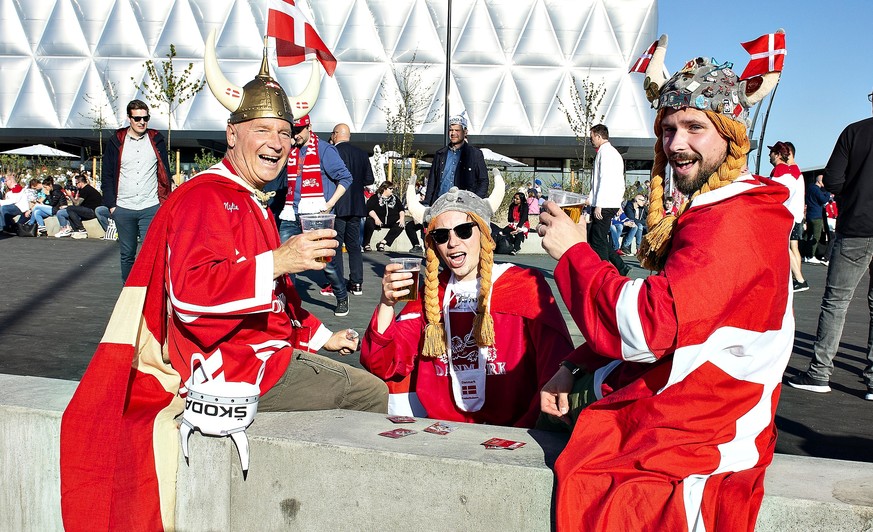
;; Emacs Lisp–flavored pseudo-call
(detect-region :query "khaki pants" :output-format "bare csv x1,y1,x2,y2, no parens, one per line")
259,350,388,413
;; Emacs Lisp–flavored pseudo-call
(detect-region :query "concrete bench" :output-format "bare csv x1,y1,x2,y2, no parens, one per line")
43,216,105,239
1,373,872,530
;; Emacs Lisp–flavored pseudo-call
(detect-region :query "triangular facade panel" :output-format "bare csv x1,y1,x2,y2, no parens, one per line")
38,0,90,57
512,0,563,67
70,0,117,50
481,72,531,136
332,0,387,63
0,1,31,56
128,1,174,55
8,64,60,129
604,0,656,62
37,57,91,126
0,57,32,125
364,0,414,57
188,0,236,38
544,0,596,58
571,2,625,69
155,0,207,59
485,0,535,56
215,2,264,61
13,0,54,51
512,66,565,135
333,62,390,130
451,64,505,133
94,0,150,59
452,1,504,65
393,0,445,64
67,64,122,131
304,0,356,51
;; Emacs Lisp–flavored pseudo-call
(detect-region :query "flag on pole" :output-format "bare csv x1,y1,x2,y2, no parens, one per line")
739,32,786,80
629,40,658,74
267,0,337,76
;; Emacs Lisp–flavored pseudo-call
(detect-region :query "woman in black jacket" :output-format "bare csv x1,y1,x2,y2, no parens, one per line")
500,192,529,255
363,181,405,251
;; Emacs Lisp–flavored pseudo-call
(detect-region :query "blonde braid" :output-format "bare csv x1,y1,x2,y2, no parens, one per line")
469,214,496,347
421,226,446,358
638,109,749,271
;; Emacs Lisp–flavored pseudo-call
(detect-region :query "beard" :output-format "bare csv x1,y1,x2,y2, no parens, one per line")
671,150,727,196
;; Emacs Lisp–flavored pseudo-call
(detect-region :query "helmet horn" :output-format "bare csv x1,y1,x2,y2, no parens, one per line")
291,59,321,120
643,34,668,104
406,180,427,225
487,168,505,216
204,29,244,114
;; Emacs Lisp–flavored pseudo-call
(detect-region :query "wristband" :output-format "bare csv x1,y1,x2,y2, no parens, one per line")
560,360,582,376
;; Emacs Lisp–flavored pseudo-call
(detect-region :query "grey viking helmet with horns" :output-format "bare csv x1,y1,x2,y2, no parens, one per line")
406,168,506,226
204,29,320,124
642,30,784,128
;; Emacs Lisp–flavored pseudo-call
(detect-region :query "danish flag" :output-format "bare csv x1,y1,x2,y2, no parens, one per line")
629,40,658,74
739,31,786,80
267,0,337,76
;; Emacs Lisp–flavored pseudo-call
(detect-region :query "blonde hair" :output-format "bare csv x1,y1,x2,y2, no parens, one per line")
420,212,496,358
638,109,750,271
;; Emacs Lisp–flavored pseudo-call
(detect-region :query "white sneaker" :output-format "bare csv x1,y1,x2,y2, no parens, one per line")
807,257,823,264
71,230,88,239
55,227,72,238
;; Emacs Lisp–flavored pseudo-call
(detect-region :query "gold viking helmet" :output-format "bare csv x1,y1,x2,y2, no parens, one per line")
204,29,320,124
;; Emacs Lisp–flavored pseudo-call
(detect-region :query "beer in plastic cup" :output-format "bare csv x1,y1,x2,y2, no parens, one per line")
390,257,422,301
299,213,336,263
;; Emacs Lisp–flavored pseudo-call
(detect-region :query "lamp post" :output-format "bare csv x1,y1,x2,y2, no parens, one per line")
443,0,452,147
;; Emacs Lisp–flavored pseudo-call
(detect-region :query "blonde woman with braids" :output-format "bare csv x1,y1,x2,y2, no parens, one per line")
537,33,797,531
362,177,573,427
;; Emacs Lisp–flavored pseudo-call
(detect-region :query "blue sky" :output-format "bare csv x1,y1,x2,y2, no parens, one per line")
658,0,873,170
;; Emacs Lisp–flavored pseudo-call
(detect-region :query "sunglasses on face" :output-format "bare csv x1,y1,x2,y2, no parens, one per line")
130,115,150,123
430,222,477,245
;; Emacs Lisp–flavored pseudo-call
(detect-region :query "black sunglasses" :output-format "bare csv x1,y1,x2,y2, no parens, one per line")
130,115,150,123
430,222,477,245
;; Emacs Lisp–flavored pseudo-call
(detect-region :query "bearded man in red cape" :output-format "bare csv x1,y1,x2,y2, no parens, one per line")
538,32,793,531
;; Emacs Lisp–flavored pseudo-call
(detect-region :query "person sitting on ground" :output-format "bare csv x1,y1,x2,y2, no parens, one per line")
501,191,530,255
31,176,67,234
362,175,574,427
0,173,29,234
621,193,648,253
55,174,110,239
609,208,637,254
363,181,405,252
15,178,43,229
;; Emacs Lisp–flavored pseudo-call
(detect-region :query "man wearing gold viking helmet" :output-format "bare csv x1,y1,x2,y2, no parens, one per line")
361,175,574,427
537,32,795,529
60,31,387,531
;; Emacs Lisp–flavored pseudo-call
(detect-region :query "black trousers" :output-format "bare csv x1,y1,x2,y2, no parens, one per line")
589,207,628,274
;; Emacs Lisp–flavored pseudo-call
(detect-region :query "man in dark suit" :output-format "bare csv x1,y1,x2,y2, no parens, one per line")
330,123,375,295
423,114,488,205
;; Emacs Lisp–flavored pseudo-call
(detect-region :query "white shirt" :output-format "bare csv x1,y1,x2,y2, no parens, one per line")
590,141,625,208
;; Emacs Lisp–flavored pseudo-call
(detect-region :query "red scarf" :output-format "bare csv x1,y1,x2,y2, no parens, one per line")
284,132,325,215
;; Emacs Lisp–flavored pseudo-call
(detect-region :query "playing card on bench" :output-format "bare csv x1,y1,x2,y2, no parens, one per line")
481,437,526,450
379,428,417,439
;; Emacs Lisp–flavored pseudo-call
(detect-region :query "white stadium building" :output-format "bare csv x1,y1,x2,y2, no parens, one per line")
0,0,658,181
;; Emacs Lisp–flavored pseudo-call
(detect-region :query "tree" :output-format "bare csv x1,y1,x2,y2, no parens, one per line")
378,57,438,193
80,81,119,175
558,74,606,193
133,44,204,158
193,148,222,174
